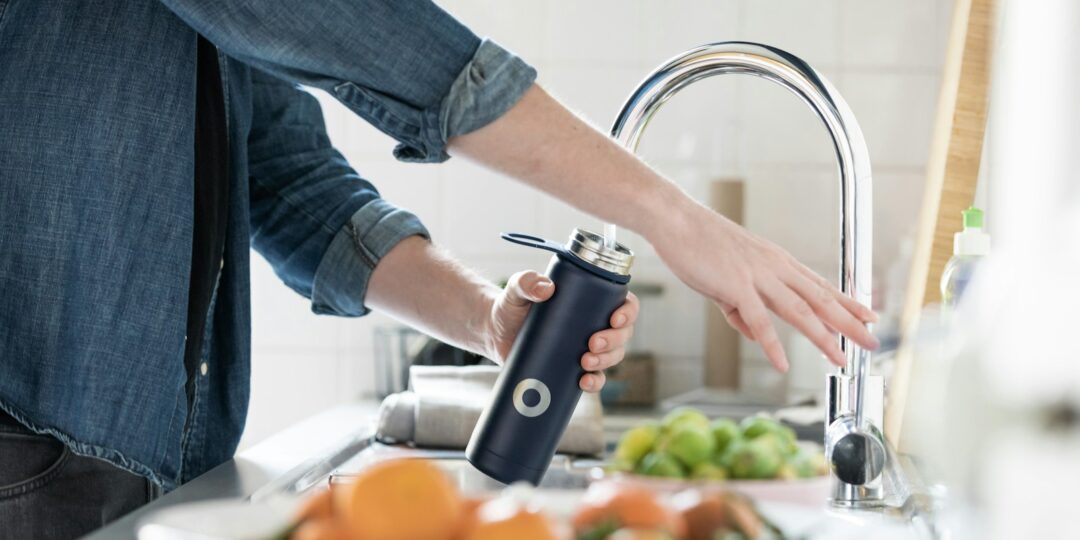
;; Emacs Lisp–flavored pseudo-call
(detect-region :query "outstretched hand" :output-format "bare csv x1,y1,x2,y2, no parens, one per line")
485,270,640,393
652,200,880,372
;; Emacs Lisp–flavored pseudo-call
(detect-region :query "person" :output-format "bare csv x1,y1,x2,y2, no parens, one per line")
0,1,878,537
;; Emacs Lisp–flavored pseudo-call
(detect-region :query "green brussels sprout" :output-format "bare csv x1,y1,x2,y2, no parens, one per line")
614,423,660,465
786,446,829,478
690,461,728,481
709,418,741,456
739,415,782,439
728,435,784,479
776,463,799,480
660,424,715,468
662,407,710,432
637,451,687,478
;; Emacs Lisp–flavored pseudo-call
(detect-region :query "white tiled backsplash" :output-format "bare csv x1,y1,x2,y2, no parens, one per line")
242,0,954,448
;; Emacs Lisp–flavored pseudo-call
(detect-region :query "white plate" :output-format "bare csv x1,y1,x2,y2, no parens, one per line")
136,490,912,540
592,471,833,507
138,497,298,540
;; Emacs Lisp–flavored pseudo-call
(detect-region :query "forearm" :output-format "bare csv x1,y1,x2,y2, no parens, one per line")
447,84,695,244
365,235,498,358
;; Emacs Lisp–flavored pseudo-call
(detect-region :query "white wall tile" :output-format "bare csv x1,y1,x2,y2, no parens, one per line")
438,0,549,63
842,71,939,168
642,0,741,64
439,161,542,257
738,0,841,68
872,169,925,275
543,0,651,67
633,78,742,167
936,0,957,56
743,167,840,271
347,160,444,236
839,0,941,69
737,73,846,167
241,351,350,449
541,64,654,128
250,254,345,352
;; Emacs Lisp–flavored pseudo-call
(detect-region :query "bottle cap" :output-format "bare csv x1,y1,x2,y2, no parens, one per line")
962,207,984,228
955,206,991,256
566,228,634,276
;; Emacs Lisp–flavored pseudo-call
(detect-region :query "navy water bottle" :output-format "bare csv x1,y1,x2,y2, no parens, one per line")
466,228,633,485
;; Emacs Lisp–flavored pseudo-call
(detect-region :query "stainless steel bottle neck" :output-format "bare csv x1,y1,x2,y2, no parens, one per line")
566,228,633,276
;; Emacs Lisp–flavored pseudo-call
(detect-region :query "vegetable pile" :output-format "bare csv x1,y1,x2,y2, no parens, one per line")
610,408,827,481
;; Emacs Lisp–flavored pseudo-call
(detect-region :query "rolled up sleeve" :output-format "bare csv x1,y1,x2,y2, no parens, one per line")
159,0,536,163
249,70,429,317
438,40,537,158
311,200,428,316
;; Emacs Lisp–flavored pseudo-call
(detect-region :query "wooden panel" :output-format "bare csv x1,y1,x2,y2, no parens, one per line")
885,0,996,448
704,180,744,389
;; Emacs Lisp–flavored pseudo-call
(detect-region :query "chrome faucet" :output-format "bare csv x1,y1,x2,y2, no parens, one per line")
608,42,887,507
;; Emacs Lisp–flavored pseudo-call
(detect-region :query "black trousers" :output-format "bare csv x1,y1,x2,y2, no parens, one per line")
0,411,159,539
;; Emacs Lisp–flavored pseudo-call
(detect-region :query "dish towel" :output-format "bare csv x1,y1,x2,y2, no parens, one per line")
375,365,605,456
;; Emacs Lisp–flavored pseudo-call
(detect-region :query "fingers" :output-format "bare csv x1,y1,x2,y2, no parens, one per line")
581,347,625,371
785,272,880,353
759,277,847,368
589,326,633,354
503,270,554,306
737,294,789,372
610,292,640,328
793,261,878,324
577,293,638,393
719,302,755,340
580,371,606,393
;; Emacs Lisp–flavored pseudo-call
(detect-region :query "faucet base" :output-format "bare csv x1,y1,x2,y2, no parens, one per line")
826,373,888,508
830,481,886,508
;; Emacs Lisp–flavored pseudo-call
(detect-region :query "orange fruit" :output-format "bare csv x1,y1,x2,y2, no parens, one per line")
461,498,568,540
294,488,335,524
291,519,353,540
336,458,462,540
572,483,686,538
456,496,488,537
670,490,732,540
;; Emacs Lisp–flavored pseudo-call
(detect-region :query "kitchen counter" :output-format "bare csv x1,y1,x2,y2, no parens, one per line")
87,402,382,540
90,400,929,539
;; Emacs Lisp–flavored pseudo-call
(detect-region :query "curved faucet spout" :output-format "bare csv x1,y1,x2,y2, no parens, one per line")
608,41,873,373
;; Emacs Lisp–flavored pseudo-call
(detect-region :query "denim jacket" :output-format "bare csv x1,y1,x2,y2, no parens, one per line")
0,0,535,489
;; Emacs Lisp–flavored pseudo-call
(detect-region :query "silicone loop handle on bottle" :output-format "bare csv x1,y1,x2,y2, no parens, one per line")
502,232,631,284
501,233,570,257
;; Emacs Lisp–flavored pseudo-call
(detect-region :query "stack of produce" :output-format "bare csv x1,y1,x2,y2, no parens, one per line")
573,482,783,540
610,408,827,481
289,458,568,540
287,457,784,540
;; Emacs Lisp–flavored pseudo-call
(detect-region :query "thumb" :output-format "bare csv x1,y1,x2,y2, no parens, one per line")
504,270,554,306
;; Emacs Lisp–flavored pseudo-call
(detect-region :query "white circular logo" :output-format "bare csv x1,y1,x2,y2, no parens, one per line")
512,378,551,418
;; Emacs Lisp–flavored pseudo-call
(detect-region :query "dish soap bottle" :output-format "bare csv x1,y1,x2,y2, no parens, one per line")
941,206,991,307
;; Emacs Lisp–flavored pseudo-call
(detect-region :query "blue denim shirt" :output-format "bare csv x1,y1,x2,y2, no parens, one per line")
0,0,535,489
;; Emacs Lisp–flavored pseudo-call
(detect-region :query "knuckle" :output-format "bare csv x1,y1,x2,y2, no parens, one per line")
816,283,834,303
790,299,814,318
749,317,773,337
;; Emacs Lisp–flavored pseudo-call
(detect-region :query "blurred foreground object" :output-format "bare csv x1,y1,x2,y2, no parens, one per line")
906,0,1080,537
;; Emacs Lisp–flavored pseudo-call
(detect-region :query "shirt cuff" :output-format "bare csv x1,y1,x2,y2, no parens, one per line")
310,199,429,317
393,39,538,163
